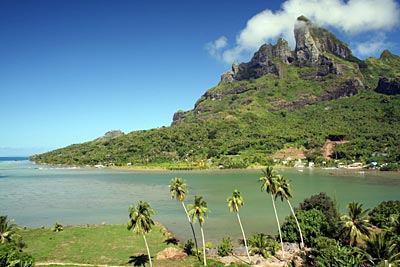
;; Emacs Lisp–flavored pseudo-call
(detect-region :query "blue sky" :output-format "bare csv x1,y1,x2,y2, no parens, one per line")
1,0,399,156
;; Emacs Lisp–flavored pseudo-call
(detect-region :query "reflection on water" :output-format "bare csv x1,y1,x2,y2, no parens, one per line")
0,160,399,243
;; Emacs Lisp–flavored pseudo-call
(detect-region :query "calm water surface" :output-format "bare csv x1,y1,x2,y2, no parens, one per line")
1,159,399,243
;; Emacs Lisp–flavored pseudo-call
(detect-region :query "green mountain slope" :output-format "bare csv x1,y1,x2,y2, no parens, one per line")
31,17,400,169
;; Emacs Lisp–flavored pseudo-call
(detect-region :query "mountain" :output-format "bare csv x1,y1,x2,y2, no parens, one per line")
31,16,400,169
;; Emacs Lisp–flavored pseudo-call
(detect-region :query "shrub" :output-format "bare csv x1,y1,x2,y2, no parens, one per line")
205,241,213,249
369,200,400,228
183,239,195,256
307,237,373,267
380,163,400,171
281,208,328,246
217,237,233,257
52,222,64,232
299,192,341,238
247,233,278,258
0,243,35,267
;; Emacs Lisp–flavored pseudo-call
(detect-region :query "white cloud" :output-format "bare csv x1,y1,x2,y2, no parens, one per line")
208,0,400,63
205,36,228,61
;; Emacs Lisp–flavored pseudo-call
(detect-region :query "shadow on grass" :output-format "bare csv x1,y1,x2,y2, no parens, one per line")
164,236,179,245
128,254,149,267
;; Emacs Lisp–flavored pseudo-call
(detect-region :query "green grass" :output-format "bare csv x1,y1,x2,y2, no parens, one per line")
18,223,202,267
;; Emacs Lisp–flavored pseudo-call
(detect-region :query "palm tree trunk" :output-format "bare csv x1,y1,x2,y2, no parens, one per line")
200,224,207,266
142,233,152,267
271,194,285,261
182,202,201,261
236,211,251,263
287,200,304,249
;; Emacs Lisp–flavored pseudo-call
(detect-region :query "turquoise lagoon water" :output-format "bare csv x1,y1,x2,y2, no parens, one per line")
0,158,399,244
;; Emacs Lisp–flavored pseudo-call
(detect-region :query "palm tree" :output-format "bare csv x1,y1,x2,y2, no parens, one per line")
169,177,200,261
275,175,304,249
127,200,156,267
366,231,400,266
188,195,209,266
341,201,373,246
0,215,17,244
259,166,285,260
227,189,251,263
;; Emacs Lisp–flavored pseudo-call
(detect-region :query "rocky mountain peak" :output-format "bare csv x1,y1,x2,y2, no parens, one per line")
294,16,352,66
220,16,354,84
294,16,320,66
220,37,293,83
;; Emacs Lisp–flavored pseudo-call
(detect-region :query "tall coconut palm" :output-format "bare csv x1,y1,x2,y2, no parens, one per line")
341,201,373,246
227,189,251,263
188,195,209,266
169,177,200,261
275,175,304,249
259,166,285,260
127,200,156,267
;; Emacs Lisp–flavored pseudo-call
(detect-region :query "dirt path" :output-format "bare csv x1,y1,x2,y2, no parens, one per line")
323,139,349,160
36,262,128,267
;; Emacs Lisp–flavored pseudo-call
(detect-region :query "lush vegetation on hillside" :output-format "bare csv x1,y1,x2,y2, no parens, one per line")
31,51,400,169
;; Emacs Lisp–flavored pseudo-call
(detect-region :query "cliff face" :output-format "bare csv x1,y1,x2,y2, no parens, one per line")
375,77,400,95
220,16,354,84
295,16,351,65
220,38,293,83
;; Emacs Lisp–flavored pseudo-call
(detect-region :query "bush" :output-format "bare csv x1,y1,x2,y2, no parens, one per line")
183,239,195,256
52,222,64,232
281,208,328,246
0,243,35,267
369,200,400,228
299,192,341,238
247,233,278,258
205,241,213,249
307,237,373,267
380,163,400,171
217,237,233,257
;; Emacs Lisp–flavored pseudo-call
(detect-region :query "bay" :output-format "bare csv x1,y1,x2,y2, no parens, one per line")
0,159,399,244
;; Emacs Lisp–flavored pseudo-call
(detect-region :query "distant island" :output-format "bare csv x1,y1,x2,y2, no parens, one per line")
31,16,400,171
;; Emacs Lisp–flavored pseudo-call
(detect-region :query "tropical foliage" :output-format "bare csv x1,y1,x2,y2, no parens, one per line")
0,244,35,267
368,200,400,229
127,200,156,267
52,221,64,232
0,215,34,267
0,216,17,245
259,167,285,260
227,189,251,263
281,208,327,247
169,177,200,261
299,192,341,238
247,233,279,258
217,237,233,257
187,195,209,266
282,196,400,267
274,174,304,248
340,202,373,246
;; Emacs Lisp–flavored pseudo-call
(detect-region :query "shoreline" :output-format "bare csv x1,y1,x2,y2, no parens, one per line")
29,160,398,174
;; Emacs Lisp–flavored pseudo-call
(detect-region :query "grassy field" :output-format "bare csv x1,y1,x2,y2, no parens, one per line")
18,223,208,267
